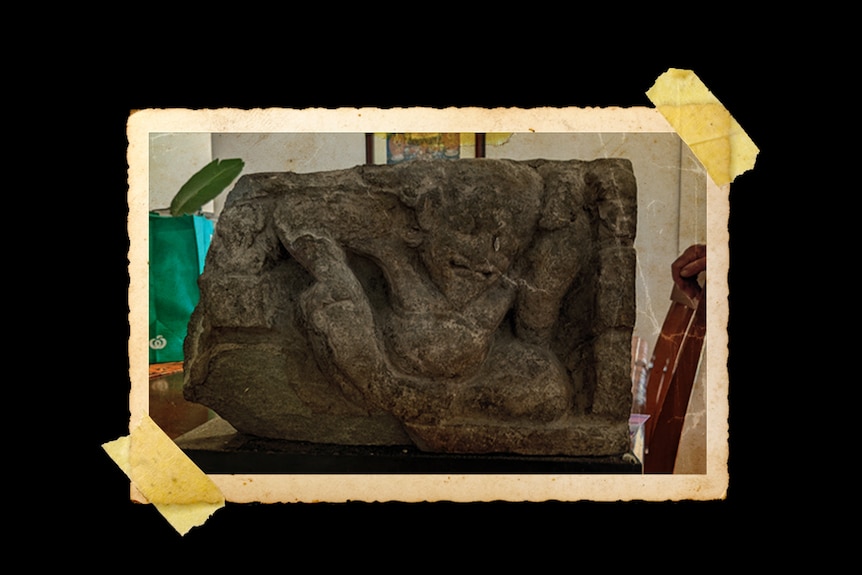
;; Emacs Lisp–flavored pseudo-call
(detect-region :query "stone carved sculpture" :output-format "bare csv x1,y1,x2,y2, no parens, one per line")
183,158,637,456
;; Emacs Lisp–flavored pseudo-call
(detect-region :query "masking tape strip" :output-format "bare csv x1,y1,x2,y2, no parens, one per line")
102,414,225,536
646,68,758,186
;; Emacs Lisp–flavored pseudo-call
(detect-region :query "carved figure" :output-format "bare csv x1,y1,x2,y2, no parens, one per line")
183,158,637,456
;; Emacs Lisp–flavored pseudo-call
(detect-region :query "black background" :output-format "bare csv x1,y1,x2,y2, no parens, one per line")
60,26,789,558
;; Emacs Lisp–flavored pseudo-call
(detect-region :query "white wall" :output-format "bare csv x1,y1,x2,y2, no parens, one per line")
149,133,213,212
210,133,367,217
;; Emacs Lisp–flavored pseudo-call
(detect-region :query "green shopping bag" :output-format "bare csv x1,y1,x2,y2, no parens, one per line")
149,212,214,363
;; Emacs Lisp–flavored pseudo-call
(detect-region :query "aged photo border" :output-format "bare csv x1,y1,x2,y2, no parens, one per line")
127,107,730,504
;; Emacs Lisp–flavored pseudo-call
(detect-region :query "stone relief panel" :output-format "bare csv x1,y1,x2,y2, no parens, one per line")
183,158,637,456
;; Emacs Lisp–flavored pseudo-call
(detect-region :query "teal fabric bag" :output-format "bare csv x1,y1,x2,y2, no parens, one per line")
149,213,214,363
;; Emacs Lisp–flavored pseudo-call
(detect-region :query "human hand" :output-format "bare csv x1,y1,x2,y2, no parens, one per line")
671,244,706,300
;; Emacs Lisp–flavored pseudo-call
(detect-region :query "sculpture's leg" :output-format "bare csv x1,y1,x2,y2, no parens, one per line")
446,336,573,424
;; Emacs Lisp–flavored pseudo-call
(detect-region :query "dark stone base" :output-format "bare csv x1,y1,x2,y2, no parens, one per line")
175,417,642,474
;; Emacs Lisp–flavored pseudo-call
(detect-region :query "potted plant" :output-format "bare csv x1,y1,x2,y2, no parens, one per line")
149,158,244,364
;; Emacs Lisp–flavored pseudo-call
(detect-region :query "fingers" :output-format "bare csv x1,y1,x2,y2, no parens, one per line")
680,255,706,278
672,244,706,277
671,244,706,299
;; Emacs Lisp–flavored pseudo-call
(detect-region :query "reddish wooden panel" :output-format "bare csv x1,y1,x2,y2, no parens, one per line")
642,289,706,473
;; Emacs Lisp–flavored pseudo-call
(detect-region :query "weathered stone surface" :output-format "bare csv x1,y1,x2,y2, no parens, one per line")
183,158,637,456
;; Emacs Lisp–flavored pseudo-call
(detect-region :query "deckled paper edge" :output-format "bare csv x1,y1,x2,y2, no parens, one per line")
125,98,739,507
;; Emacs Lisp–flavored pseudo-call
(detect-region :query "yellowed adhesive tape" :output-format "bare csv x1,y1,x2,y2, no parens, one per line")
646,68,758,186
102,414,225,535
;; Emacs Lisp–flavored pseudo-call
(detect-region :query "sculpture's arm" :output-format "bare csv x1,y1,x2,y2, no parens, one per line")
275,189,404,248
515,209,591,344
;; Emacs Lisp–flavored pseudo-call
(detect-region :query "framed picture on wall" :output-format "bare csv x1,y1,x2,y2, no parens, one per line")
366,133,486,164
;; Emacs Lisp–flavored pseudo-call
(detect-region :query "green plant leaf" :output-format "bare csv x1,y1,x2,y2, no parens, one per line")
169,158,245,216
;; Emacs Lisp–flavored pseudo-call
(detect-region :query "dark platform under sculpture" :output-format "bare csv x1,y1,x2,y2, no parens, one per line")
174,416,642,474
183,158,638,458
